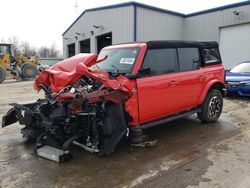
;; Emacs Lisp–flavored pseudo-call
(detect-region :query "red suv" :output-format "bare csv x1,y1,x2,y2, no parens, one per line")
2,41,226,161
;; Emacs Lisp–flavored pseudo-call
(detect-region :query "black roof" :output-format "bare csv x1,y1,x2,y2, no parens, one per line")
146,40,218,49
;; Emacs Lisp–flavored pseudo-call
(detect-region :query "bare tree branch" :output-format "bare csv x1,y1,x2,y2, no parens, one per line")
8,36,21,56
2,36,60,58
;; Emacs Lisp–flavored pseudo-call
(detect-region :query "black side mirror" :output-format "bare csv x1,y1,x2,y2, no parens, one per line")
125,74,138,79
125,67,152,79
138,67,152,76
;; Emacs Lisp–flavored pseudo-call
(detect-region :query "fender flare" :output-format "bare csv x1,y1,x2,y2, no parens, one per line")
198,80,226,104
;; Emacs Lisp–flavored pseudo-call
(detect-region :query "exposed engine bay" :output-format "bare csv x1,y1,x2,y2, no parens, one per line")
2,54,136,161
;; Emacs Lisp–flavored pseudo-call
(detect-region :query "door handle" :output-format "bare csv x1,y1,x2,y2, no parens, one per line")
197,75,204,81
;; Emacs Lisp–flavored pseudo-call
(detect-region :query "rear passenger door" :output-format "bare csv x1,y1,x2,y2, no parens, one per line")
175,48,204,110
136,48,180,123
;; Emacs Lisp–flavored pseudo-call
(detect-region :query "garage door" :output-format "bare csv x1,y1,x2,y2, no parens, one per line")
220,24,250,69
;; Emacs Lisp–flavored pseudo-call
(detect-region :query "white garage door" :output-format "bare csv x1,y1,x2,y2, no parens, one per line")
220,24,250,69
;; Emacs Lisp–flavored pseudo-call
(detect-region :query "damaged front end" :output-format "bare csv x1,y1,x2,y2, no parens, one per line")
2,54,134,161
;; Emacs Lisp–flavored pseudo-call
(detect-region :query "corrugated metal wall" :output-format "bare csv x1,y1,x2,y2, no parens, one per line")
136,7,184,41
63,3,250,59
63,6,134,57
184,5,250,41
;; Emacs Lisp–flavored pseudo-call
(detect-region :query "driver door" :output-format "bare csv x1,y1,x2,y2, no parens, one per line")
136,48,180,124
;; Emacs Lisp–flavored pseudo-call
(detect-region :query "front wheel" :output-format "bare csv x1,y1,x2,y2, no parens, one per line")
197,89,223,123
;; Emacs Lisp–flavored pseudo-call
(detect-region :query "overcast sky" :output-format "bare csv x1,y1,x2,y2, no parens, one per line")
1,0,245,52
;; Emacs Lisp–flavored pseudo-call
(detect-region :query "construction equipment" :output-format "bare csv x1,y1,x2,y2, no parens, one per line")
0,43,40,83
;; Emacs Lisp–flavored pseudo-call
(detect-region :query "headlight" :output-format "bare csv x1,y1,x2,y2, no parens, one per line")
227,82,242,87
241,81,250,86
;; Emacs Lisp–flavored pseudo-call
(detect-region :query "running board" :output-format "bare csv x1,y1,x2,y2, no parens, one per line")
35,145,72,163
141,108,201,130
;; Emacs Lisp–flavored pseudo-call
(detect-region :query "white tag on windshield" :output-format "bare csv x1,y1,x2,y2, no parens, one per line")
120,58,135,65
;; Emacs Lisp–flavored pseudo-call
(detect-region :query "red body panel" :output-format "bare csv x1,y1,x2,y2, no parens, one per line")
197,65,226,104
34,54,98,93
34,43,225,127
34,54,134,96
134,66,225,124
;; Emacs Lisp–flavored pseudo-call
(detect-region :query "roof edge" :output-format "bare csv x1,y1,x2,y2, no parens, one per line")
186,0,250,17
62,1,185,36
62,1,250,36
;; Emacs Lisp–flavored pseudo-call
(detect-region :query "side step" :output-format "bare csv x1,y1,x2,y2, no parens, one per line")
35,145,72,163
141,108,201,129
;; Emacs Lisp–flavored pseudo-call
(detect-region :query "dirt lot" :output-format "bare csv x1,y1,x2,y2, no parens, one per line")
0,80,250,188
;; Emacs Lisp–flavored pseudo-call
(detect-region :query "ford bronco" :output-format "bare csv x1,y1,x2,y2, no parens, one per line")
2,41,226,162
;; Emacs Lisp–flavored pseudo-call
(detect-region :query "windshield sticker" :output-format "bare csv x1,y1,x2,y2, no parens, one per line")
120,58,135,65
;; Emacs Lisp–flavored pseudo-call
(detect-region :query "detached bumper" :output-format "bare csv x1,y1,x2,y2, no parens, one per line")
2,108,18,127
2,103,36,128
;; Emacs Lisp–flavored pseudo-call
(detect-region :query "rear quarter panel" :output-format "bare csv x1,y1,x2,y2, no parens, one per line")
198,64,226,104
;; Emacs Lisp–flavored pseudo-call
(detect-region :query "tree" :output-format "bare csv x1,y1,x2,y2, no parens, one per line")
38,46,50,58
20,42,37,57
1,36,60,58
8,36,21,56
38,43,59,58
49,43,59,57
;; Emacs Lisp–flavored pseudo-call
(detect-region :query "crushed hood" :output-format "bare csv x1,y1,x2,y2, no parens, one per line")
34,54,134,95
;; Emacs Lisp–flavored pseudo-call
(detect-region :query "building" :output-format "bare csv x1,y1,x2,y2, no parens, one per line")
62,1,250,69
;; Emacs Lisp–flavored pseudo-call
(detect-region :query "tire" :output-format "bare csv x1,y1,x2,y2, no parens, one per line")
0,65,6,83
21,63,39,78
197,89,223,123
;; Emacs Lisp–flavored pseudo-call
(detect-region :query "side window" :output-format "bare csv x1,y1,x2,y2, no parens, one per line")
203,48,221,65
142,48,178,76
178,48,200,71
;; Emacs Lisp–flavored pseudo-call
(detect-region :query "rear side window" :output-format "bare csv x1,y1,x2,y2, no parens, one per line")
177,48,200,71
203,48,221,65
142,48,178,75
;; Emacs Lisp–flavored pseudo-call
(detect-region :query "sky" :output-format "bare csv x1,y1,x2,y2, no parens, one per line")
1,0,246,53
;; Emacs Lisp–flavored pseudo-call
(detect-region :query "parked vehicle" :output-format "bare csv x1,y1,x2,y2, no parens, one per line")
2,41,226,162
226,61,250,97
38,58,64,72
0,43,39,83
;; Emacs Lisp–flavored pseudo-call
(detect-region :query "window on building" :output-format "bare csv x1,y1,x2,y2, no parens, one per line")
142,48,178,76
177,48,200,71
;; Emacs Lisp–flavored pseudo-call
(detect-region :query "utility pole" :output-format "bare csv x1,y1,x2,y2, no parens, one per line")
75,0,78,16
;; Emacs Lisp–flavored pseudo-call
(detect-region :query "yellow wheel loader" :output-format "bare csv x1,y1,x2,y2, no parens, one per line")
0,43,40,83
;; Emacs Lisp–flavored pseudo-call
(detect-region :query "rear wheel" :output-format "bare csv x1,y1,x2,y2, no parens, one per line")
0,65,6,83
197,89,223,123
21,63,39,79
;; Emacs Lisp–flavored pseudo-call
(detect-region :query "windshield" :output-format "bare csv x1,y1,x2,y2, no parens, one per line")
230,62,250,73
0,46,8,54
94,48,140,74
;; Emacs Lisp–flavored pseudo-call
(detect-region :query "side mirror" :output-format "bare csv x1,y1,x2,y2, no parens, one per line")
125,74,138,79
138,67,152,76
125,67,152,79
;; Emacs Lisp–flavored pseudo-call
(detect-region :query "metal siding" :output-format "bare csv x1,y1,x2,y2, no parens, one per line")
63,6,134,57
184,5,250,41
136,7,184,41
